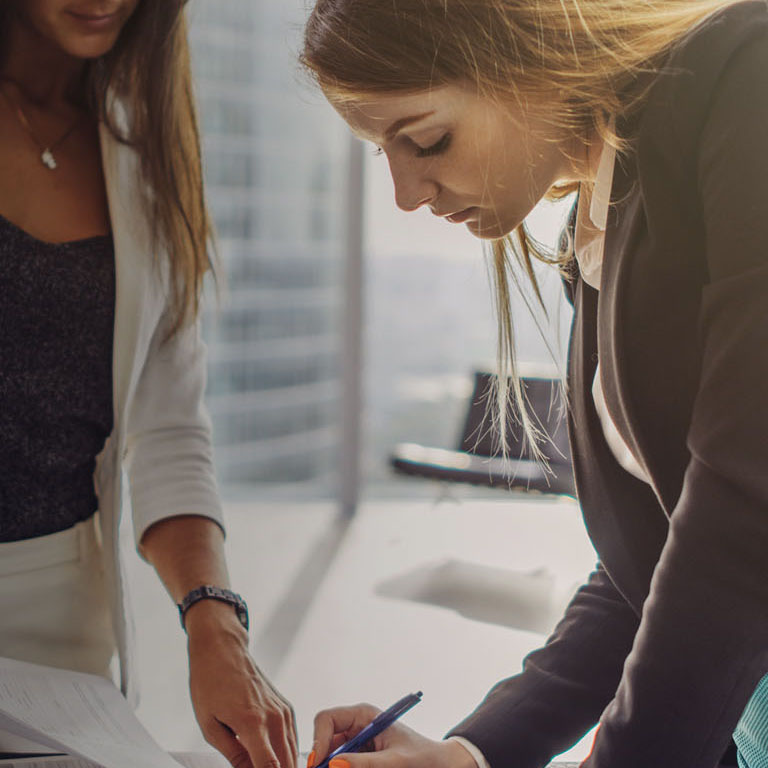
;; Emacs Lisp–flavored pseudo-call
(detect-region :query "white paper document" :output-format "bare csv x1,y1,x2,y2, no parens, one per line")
0,754,228,768
0,657,227,768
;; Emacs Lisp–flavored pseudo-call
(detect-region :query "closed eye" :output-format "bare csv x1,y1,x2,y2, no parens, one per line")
415,133,452,158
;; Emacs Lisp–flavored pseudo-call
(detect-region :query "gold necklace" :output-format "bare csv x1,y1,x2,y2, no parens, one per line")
0,85,81,170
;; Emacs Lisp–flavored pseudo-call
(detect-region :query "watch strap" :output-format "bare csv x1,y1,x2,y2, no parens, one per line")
177,585,249,632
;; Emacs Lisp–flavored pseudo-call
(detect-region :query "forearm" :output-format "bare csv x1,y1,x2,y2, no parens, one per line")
448,565,639,768
139,514,237,633
140,515,297,766
584,463,768,768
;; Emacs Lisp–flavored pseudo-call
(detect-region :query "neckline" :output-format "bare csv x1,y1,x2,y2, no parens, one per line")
0,211,112,247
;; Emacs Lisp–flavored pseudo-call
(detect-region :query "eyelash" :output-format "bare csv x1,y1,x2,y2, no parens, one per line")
415,133,451,158
370,133,452,158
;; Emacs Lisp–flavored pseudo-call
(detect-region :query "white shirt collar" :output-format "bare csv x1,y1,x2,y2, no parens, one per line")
574,133,617,290
589,137,617,231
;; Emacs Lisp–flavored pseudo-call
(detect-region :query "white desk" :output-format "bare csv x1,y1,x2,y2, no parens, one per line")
274,496,598,761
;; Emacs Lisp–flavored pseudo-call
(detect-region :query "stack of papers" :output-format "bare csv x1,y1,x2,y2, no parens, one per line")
1,756,227,768
0,657,228,768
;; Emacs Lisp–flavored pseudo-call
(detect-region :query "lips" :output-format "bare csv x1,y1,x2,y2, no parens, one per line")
68,7,120,22
442,207,478,224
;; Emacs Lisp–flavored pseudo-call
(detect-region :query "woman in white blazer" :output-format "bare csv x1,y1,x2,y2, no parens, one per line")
0,2,297,766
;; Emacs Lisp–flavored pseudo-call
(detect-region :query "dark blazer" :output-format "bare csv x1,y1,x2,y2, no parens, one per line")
449,2,768,766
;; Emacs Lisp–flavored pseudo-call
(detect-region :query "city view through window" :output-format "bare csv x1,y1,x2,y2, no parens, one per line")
189,1,347,497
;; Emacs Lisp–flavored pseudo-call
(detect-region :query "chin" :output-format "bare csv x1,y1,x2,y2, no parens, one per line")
59,32,122,59
52,9,129,59
465,218,516,240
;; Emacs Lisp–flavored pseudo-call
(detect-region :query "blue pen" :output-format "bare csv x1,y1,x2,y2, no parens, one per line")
315,691,423,768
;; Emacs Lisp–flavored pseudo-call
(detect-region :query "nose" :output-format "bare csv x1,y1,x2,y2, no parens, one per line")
387,154,437,212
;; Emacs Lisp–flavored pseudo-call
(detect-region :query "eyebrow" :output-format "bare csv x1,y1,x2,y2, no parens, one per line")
383,111,436,140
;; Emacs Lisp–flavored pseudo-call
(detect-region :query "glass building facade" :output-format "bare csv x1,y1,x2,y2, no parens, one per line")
188,1,348,493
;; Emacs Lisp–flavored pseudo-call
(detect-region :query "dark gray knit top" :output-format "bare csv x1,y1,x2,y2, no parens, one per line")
0,213,115,542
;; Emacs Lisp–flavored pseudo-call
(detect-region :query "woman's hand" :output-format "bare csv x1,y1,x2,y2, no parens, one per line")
139,515,297,765
186,600,298,768
308,704,475,768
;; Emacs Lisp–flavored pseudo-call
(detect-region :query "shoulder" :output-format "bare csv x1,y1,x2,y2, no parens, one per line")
653,0,768,98
669,0,768,71
638,2,768,141
634,1,768,183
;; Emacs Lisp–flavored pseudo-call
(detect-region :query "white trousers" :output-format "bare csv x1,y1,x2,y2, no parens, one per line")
0,515,116,680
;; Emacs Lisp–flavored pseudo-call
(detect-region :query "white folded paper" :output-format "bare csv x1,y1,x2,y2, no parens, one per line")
0,657,227,768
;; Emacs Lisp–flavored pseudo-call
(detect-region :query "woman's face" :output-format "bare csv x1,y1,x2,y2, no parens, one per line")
10,0,141,59
335,84,583,239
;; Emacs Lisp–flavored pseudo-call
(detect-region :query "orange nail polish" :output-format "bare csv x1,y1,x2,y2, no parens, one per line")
306,750,316,768
329,760,350,768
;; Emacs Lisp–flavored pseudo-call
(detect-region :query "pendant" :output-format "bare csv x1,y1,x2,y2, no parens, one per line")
41,148,57,170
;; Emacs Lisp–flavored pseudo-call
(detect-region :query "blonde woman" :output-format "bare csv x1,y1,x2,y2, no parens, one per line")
301,0,768,766
0,2,297,766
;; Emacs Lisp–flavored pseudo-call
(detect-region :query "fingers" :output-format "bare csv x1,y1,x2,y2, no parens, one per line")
187,627,298,768
247,668,299,767
325,752,401,768
316,738,468,768
310,705,382,767
201,717,254,768
232,701,298,768
287,702,300,762
197,692,296,767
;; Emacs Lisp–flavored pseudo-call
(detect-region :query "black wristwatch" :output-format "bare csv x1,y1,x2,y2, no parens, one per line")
177,585,249,632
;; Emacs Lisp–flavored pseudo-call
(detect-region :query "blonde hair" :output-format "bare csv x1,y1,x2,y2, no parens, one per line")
302,0,748,460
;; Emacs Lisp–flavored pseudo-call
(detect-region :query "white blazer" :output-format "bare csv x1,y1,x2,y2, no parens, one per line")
95,122,225,704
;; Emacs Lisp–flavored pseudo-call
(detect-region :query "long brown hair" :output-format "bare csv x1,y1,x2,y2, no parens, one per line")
302,0,748,458
0,1,212,338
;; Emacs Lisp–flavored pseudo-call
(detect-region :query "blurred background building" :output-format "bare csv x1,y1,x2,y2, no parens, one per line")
188,1,348,496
